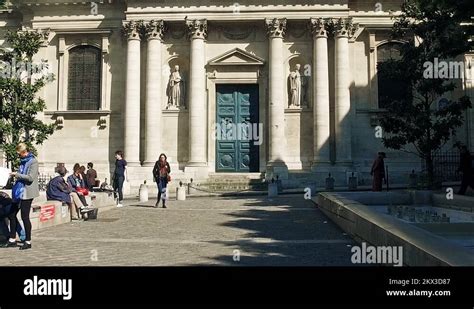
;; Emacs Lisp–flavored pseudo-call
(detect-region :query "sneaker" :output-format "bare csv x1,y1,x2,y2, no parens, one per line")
116,203,123,208
19,243,32,250
2,240,17,248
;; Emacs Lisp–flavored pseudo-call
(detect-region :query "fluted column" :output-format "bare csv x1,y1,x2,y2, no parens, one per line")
310,18,331,167
333,18,354,163
123,21,142,165
144,20,165,166
185,19,208,168
266,18,287,165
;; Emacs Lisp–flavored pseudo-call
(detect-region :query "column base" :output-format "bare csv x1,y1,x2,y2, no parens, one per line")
310,160,333,171
334,160,354,168
184,163,209,180
142,161,156,167
265,161,289,180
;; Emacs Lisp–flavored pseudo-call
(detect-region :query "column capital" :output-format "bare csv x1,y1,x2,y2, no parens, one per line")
265,18,287,39
122,20,143,41
309,18,328,38
144,20,165,41
329,18,358,38
185,18,208,40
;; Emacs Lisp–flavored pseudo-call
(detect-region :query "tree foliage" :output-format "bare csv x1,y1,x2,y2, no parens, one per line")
0,29,56,169
378,0,473,187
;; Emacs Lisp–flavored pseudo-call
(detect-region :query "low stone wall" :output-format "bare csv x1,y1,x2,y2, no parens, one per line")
314,192,474,266
1,190,116,233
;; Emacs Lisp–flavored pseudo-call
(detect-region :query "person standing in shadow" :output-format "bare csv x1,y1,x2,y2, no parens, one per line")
371,152,386,192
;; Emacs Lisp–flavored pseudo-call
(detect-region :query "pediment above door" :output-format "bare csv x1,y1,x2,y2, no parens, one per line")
208,48,265,66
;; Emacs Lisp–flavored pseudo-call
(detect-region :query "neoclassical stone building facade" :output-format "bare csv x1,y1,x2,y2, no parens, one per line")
1,1,473,193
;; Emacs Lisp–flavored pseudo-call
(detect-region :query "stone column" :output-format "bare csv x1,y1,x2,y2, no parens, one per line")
265,18,288,177
144,20,165,166
333,18,354,164
123,21,142,165
310,18,331,168
185,19,208,176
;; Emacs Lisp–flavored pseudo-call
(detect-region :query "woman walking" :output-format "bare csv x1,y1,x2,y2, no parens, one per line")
3,143,39,250
152,153,171,208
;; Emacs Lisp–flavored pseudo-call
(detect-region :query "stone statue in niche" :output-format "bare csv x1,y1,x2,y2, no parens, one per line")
289,64,302,108
166,65,185,109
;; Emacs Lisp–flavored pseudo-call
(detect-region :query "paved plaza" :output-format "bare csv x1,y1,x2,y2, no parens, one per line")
0,195,356,266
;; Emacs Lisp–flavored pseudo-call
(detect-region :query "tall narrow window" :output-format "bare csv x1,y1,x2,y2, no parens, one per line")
377,42,409,109
68,46,101,110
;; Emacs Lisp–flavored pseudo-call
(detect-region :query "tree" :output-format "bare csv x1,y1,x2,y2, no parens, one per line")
378,0,473,188
0,29,56,169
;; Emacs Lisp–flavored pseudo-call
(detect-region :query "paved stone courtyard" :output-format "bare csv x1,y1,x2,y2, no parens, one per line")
0,195,356,266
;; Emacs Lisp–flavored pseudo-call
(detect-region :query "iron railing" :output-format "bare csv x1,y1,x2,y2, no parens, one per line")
421,150,474,182
38,173,53,191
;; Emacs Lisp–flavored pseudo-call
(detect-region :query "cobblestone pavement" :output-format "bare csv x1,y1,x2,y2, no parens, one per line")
0,195,357,266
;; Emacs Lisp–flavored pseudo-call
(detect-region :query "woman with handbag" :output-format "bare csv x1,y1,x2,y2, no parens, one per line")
67,163,89,208
152,153,171,208
3,143,39,250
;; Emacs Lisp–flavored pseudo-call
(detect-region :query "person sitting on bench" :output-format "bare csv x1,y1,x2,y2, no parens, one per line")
47,166,90,220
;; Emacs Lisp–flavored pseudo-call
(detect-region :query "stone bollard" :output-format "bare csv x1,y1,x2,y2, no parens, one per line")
187,178,197,195
348,172,357,191
268,178,278,197
176,181,186,201
139,180,148,202
325,173,335,191
276,175,283,193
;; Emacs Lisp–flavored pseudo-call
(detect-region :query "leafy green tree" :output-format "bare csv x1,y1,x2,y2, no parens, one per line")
0,29,56,169
378,0,473,188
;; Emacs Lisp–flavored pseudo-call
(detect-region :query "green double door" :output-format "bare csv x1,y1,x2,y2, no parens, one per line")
216,84,259,172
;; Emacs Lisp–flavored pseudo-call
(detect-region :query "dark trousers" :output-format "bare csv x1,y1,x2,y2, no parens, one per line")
157,177,168,203
8,199,33,242
0,216,24,240
114,175,125,201
458,173,474,195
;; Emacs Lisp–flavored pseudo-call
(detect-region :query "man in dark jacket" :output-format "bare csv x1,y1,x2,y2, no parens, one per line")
457,146,474,195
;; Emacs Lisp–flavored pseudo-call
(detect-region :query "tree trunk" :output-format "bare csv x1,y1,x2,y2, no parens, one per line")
425,153,434,190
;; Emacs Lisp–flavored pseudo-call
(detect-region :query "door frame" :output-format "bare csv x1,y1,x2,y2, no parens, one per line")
207,75,267,174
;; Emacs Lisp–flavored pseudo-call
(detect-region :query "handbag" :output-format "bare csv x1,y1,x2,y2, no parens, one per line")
76,187,89,196
167,175,171,182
